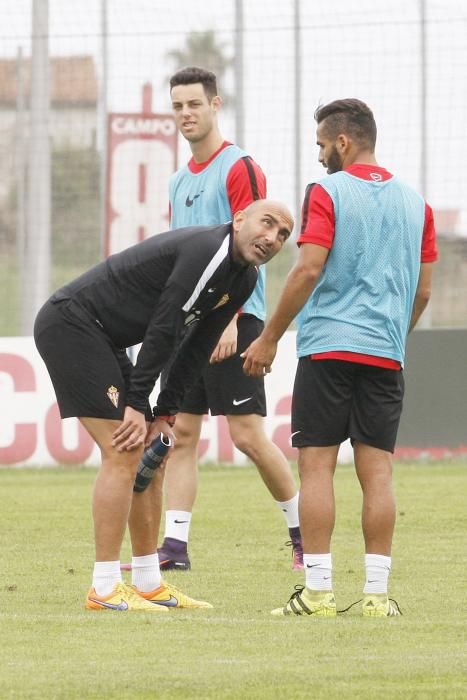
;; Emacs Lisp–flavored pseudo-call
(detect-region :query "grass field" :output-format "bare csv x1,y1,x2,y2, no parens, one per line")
1,461,466,699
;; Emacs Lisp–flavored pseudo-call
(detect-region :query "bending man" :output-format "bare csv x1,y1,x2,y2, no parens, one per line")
35,200,293,612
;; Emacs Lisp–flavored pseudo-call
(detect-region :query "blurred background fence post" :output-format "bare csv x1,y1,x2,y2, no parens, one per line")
21,0,50,334
0,0,466,333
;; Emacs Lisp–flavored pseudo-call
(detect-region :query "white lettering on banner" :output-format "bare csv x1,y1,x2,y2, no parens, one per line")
111,117,176,136
109,139,173,254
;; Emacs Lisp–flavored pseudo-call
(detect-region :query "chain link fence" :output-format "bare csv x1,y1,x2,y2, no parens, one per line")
1,0,466,335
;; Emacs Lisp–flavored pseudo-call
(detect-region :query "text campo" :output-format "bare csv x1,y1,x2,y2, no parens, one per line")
111,116,176,137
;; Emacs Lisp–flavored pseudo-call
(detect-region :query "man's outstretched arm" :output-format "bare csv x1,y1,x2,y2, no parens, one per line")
242,243,329,377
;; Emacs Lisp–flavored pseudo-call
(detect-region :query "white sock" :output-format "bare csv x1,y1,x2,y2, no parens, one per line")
165,510,192,543
304,553,333,591
131,552,161,592
92,560,122,596
276,493,300,528
363,553,391,594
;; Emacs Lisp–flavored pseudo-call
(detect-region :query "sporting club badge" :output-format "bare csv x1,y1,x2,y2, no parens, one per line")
213,293,229,309
107,385,119,408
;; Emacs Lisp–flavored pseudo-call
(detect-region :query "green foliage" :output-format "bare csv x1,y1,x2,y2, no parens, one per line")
0,182,17,251
266,240,296,325
0,258,99,336
165,30,233,104
51,147,101,267
0,146,101,335
1,146,101,264
0,257,20,336
0,462,466,699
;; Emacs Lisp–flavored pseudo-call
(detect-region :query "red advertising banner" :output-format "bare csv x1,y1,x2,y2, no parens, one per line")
1,333,466,466
105,109,177,255
0,335,301,466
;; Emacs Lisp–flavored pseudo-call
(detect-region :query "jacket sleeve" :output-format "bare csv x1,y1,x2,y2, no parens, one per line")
153,279,256,416
125,280,188,413
125,231,227,413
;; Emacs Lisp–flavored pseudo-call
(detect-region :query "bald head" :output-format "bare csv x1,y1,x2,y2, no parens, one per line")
243,199,294,236
231,199,294,267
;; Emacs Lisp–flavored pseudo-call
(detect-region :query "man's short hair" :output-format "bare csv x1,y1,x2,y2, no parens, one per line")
169,66,218,100
315,99,377,151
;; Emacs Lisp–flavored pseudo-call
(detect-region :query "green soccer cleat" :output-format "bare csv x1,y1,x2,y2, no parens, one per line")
362,593,402,617
135,581,213,609
85,581,168,612
271,585,336,617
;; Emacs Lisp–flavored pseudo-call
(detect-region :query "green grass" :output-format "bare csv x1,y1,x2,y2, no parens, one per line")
1,462,466,699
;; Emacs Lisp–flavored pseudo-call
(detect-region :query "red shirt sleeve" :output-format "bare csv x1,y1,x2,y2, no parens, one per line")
421,203,438,262
226,157,267,214
297,185,439,263
297,183,335,249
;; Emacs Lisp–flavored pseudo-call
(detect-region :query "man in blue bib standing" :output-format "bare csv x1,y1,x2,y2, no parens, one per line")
159,66,303,571
243,98,438,617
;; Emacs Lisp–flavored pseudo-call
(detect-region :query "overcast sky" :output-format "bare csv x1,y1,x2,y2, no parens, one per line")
2,0,467,222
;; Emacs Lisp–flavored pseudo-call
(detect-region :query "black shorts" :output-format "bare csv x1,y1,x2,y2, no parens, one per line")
34,299,151,420
291,358,404,453
179,314,267,416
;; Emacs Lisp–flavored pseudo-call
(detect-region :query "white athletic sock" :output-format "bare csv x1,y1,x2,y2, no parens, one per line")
131,552,161,592
165,510,192,543
92,560,122,596
304,553,333,591
363,553,391,594
276,493,300,528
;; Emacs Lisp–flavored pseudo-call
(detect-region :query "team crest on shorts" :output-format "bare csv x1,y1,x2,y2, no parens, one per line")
214,293,229,309
107,385,119,408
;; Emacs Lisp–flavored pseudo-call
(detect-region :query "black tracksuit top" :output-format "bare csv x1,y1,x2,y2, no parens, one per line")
51,223,258,416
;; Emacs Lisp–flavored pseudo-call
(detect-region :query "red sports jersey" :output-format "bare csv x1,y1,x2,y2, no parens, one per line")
188,141,266,213
168,141,266,237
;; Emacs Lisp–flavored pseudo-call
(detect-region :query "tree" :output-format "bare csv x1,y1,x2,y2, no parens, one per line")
165,30,233,105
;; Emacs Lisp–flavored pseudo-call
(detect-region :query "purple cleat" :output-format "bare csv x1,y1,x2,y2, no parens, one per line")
158,537,191,571
120,538,191,572
286,536,304,570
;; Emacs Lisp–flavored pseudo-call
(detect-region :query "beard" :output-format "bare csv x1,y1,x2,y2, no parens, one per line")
325,145,343,174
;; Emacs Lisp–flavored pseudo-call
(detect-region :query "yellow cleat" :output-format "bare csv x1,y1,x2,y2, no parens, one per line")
271,586,336,617
85,581,168,612
136,581,213,609
362,594,402,617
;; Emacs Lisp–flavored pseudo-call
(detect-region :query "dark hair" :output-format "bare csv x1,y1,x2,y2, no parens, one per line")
314,99,377,151
169,66,218,100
